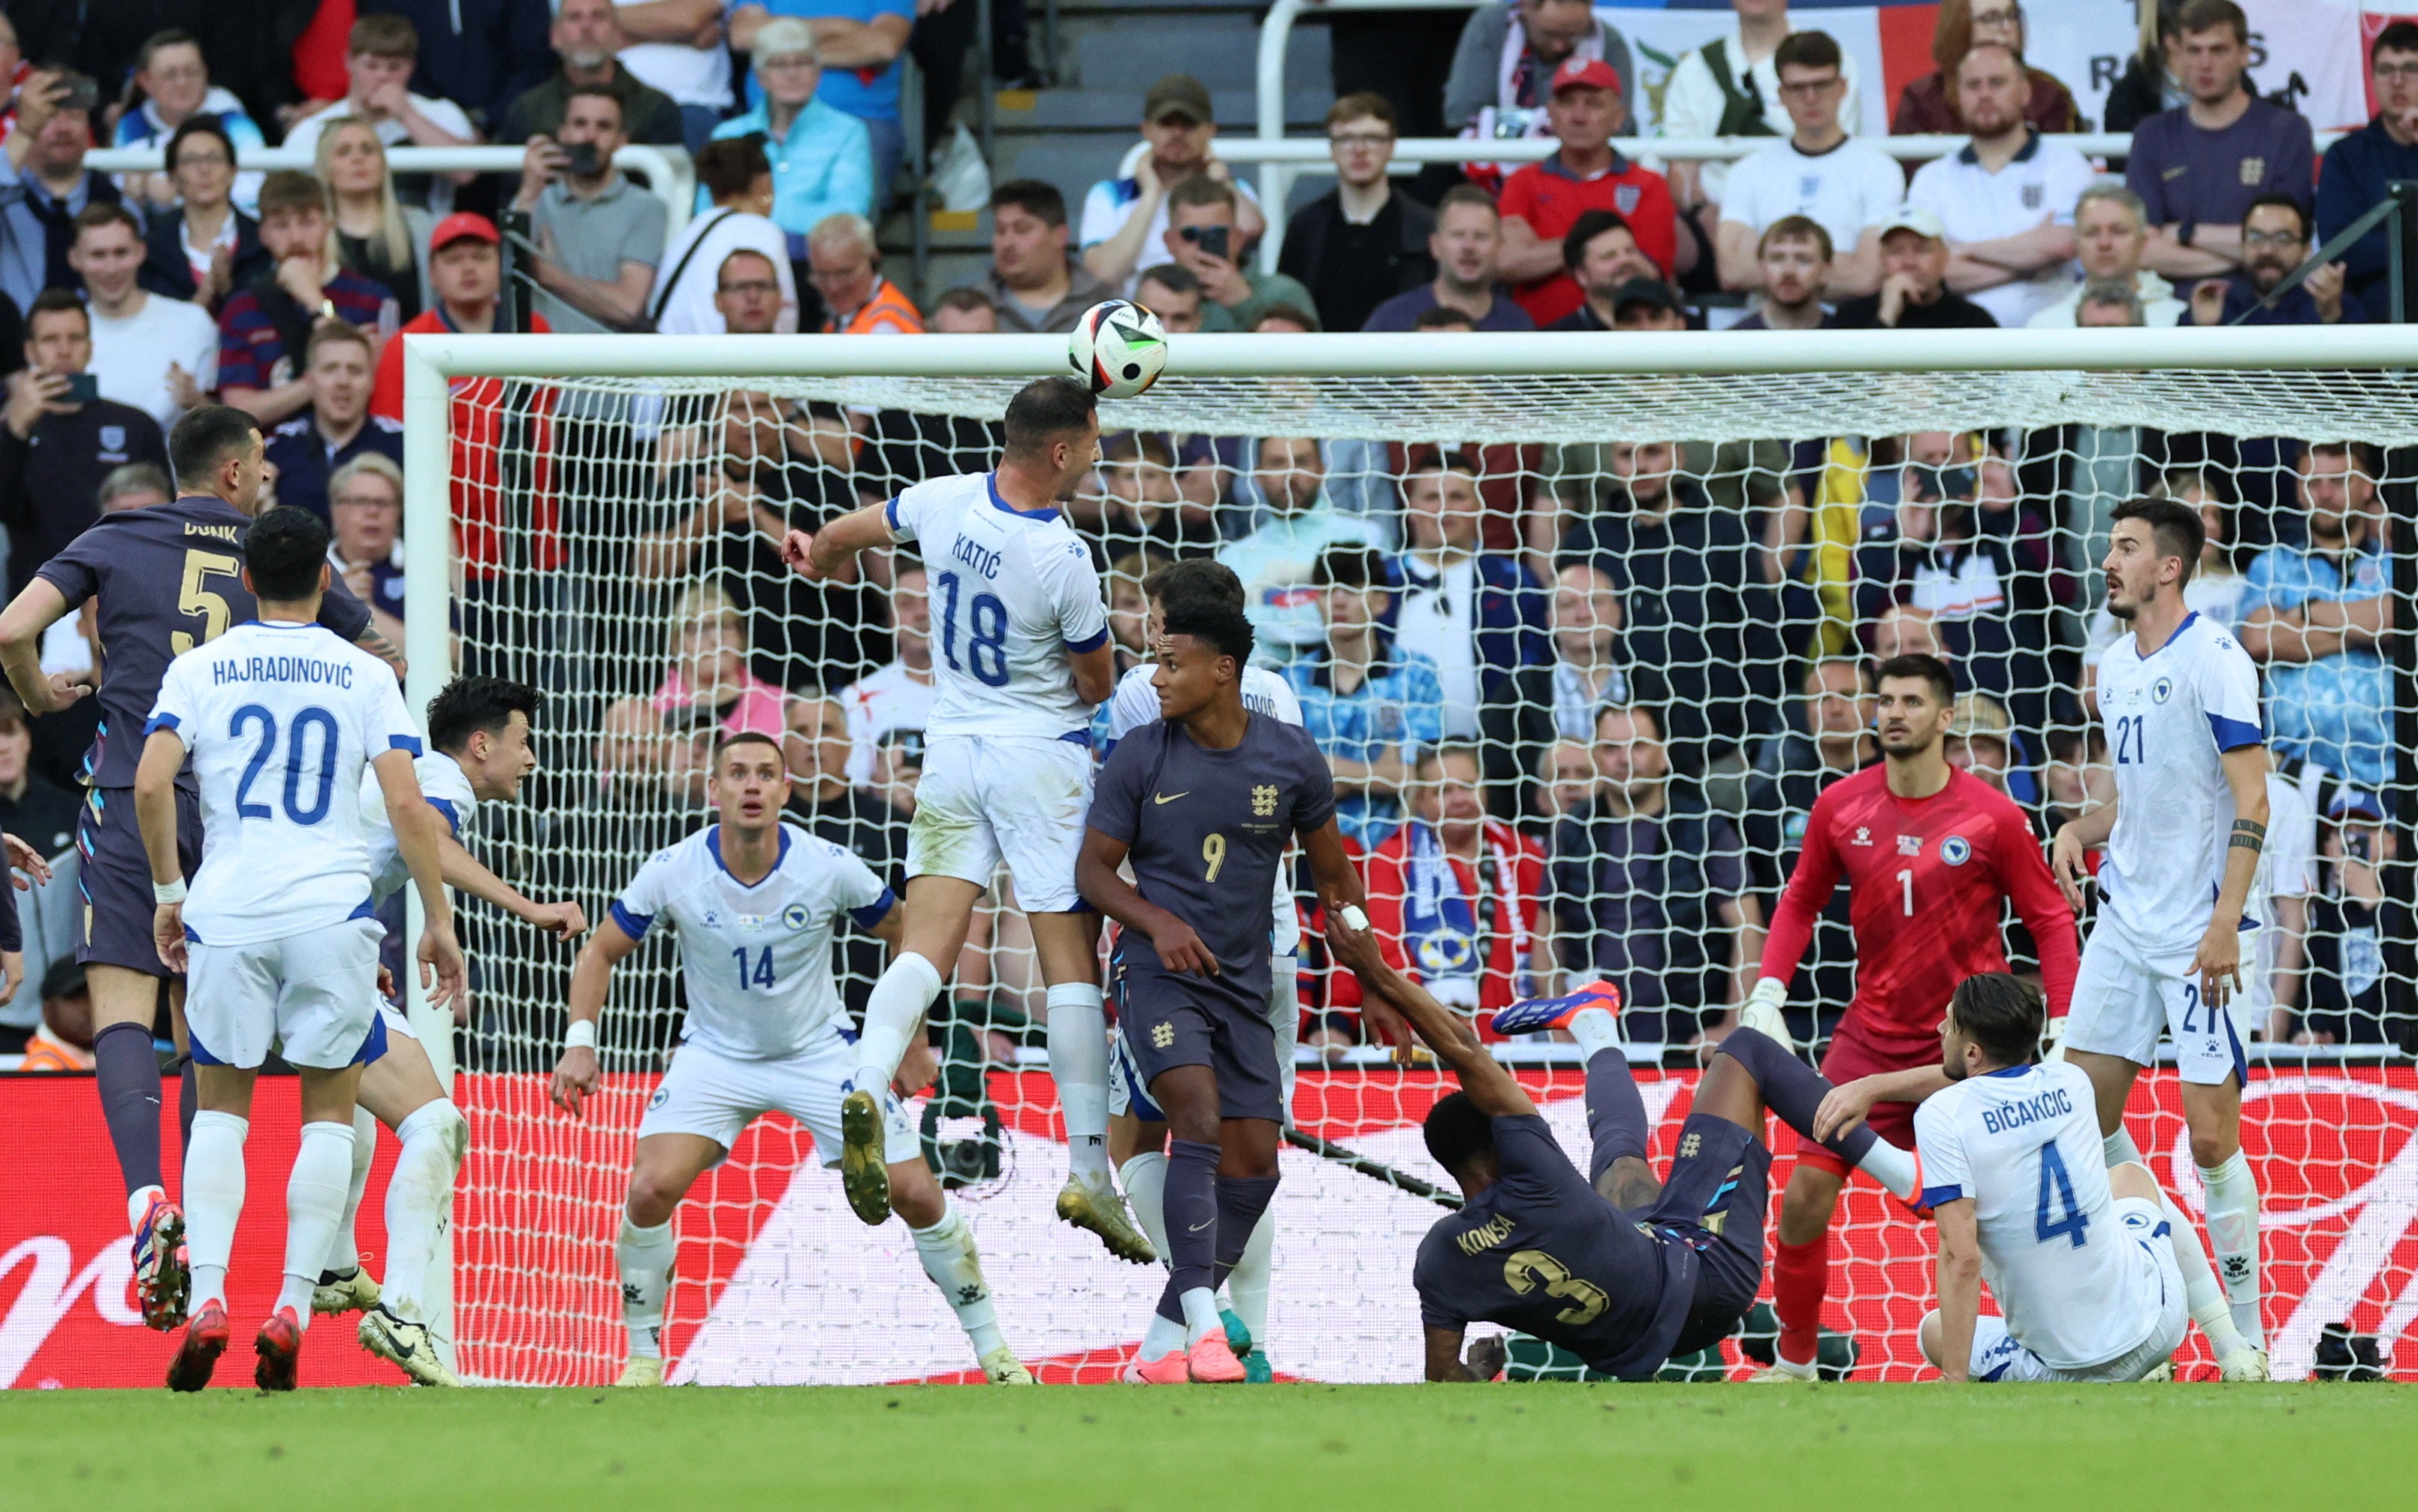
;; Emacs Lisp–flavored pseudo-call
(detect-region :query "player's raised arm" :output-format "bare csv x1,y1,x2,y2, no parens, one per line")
1298,816,1408,1050
553,913,644,1115
133,725,190,973
1929,1197,1985,1383
1076,826,1220,976
0,578,86,714
434,830,588,941
373,748,466,1011
1324,908,1534,1120
1743,789,1843,1023
781,502,895,582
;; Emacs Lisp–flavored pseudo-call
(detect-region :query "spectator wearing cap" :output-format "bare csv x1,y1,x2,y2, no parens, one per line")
14,960,92,1071
1547,210,1659,330
265,321,403,523
1714,31,1900,298
504,0,687,146
0,291,168,596
975,179,1112,335
2318,22,2418,315
1661,0,1863,213
2026,183,2187,328
373,213,553,416
0,68,122,315
1161,176,1318,332
1891,0,2079,136
1284,542,1447,850
2126,0,2314,281
709,20,877,255
1901,43,2094,327
1444,0,1635,137
1834,209,1998,328
71,203,217,430
327,452,409,647
112,29,270,217
1080,74,1264,294
2188,194,2365,327
810,213,923,333
1604,279,1688,331
1278,93,1437,337
652,136,798,334
1362,185,1535,332
1728,216,1834,328
613,0,738,155
219,169,403,424
1495,58,1678,327
731,1,916,201
139,118,273,314
513,86,669,332
282,14,481,213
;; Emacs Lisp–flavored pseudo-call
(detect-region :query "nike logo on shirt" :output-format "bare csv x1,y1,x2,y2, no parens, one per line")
1154,792,1188,804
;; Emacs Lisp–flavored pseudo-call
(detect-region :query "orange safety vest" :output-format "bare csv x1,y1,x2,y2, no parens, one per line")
827,276,925,335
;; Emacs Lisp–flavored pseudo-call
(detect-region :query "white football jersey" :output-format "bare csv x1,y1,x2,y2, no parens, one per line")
1105,660,1307,953
2094,612,2264,955
146,620,419,946
361,752,479,905
1914,1060,2161,1370
610,823,895,1061
884,472,1109,741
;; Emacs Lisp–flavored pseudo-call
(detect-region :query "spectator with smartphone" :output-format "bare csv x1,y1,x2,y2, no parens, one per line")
0,291,168,595
0,69,121,314
512,86,668,332
1160,175,1318,331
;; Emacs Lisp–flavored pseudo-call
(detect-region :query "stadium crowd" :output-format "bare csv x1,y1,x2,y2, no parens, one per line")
0,0,2407,1066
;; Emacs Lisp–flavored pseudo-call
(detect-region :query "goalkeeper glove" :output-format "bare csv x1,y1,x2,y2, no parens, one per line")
2043,1013,2066,1063
1739,976,1790,1044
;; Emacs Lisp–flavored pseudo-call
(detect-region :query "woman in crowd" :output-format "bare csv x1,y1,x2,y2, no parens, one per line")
318,116,435,322
137,116,270,312
651,589,788,741
708,18,875,257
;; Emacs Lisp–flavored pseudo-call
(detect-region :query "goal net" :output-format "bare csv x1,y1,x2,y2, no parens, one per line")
400,331,2418,1386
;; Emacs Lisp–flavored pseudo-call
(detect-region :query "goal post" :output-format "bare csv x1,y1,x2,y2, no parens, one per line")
400,329,2418,1384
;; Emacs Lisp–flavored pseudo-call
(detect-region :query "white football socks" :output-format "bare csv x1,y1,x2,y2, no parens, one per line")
185,1110,249,1314
853,951,944,1097
325,1104,379,1278
909,1197,1007,1359
2198,1148,2264,1348
1046,982,1111,1182
617,1215,675,1359
1140,1311,1188,1362
1856,1139,1918,1203
1267,955,1300,1112
278,1120,358,1325
382,1100,467,1324
1120,1151,1170,1260
1567,1006,1621,1061
1227,1206,1275,1353
2104,1127,2254,1358
1179,1286,1221,1346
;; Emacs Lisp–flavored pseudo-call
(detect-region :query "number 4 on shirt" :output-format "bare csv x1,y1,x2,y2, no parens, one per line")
2035,1141,2090,1248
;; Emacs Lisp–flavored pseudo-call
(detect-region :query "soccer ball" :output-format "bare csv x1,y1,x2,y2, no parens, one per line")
1068,300,1168,400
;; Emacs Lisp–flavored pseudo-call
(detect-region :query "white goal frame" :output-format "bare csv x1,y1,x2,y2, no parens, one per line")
397,325,2418,1377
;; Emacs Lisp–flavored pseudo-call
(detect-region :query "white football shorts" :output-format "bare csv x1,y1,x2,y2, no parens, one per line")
637,1033,920,1167
2063,912,2248,1086
1966,1197,2187,1383
905,734,1093,913
186,915,384,1071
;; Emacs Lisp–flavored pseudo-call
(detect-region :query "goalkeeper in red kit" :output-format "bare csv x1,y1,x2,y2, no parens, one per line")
1739,654,2079,1381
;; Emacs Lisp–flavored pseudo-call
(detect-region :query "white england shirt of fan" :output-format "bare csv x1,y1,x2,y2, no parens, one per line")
1913,1061,2165,1370
610,824,896,1060
1105,659,1306,952
2094,612,2265,955
360,752,478,905
884,472,1111,741
144,621,421,946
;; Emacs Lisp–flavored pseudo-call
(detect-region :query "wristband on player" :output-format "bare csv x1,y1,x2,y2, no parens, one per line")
152,878,186,907
1746,977,1786,1010
564,1019,599,1053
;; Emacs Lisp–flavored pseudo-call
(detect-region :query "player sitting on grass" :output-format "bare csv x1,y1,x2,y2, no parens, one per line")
551,732,1032,1387
1076,598,1373,1383
141,506,465,1392
1822,973,2193,1383
1101,559,1306,1381
1321,915,1918,1382
310,675,588,1387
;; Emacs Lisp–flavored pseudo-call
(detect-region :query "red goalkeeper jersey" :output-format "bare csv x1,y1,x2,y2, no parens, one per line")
1758,765,2078,1067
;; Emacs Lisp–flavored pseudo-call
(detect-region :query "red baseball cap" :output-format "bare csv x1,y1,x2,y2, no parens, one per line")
1551,57,1623,97
430,211,500,250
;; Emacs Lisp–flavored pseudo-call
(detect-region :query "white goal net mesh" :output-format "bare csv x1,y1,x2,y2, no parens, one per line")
426,364,2418,1386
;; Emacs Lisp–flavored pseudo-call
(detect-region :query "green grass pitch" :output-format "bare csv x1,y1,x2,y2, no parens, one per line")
5,1383,2413,1511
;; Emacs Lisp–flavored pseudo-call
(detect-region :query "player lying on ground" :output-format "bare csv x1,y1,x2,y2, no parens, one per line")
551,732,1033,1387
137,506,463,1392
309,675,588,1387
1738,651,2078,1381
1320,916,1917,1383
1100,559,1306,1380
784,377,1149,1263
1817,973,2251,1382
0,405,400,1332
2050,496,2271,1372
1075,598,1375,1383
